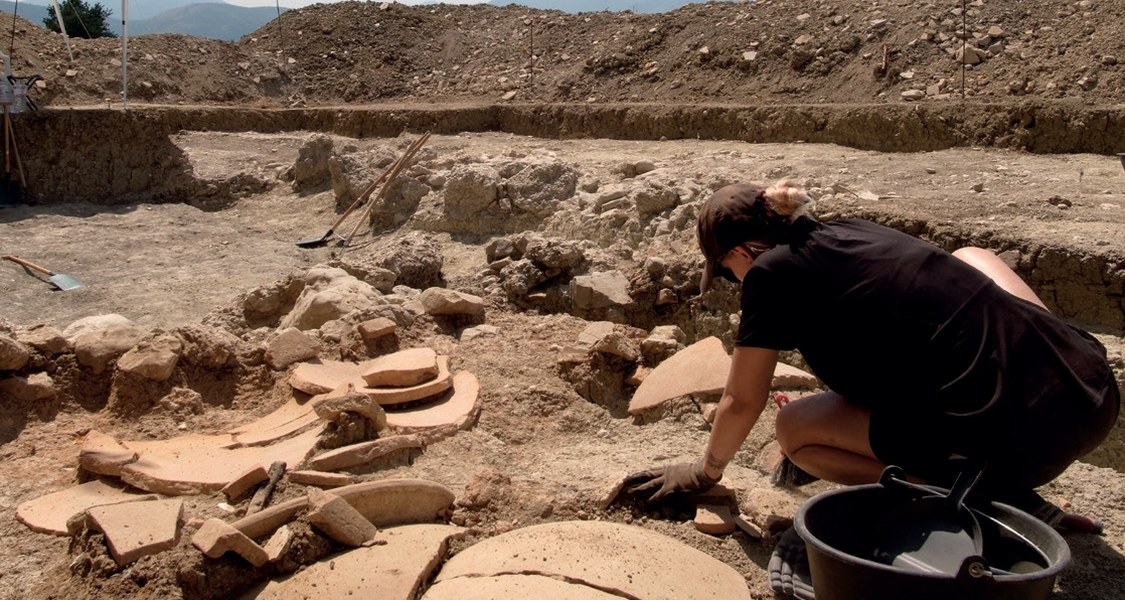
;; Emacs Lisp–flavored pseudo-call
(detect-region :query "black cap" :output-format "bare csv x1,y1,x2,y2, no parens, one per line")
697,183,771,293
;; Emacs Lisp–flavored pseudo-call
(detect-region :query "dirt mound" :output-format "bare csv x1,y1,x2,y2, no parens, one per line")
7,0,1124,108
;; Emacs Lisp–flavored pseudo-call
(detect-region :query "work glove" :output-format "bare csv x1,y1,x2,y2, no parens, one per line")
622,460,721,503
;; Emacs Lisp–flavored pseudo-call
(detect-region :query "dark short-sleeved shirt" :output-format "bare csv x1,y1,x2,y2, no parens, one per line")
735,218,1116,466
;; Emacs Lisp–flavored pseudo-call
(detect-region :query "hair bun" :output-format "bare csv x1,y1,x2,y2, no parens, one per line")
763,179,812,220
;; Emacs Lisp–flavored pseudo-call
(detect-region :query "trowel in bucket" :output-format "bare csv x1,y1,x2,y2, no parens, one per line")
3,255,85,290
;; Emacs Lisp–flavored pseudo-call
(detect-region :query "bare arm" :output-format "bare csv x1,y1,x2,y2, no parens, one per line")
702,346,778,479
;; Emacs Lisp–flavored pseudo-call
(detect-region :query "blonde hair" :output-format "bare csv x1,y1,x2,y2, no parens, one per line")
762,179,813,220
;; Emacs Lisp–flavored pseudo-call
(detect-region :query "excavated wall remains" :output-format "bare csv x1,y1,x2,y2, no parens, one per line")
12,105,1125,336
18,102,1125,207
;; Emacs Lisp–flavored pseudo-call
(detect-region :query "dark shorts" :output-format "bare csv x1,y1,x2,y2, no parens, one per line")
868,366,1120,495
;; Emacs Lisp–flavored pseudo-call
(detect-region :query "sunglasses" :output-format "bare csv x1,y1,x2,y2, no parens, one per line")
713,242,772,283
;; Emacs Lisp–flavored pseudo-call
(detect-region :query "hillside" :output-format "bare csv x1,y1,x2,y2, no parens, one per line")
107,3,285,42
3,0,1121,109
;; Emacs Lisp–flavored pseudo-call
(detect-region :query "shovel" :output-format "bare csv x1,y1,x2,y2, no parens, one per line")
3,255,85,290
872,464,987,576
337,131,431,249
297,132,431,249
295,160,396,248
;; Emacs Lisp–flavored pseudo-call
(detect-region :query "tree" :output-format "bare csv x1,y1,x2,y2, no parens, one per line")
43,0,117,39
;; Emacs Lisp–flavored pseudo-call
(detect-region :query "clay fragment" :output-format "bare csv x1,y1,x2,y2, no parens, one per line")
16,481,157,536
78,431,139,477
361,347,439,387
306,434,424,471
263,525,294,563
191,518,269,567
312,382,388,430
86,498,183,566
222,464,269,502
288,470,355,488
230,479,455,540
694,503,737,535
307,488,379,547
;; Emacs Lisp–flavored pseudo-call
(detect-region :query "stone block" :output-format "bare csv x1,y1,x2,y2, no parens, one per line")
0,334,30,371
74,324,146,375
358,317,396,340
419,287,485,316
0,372,56,402
266,327,321,370
116,334,182,381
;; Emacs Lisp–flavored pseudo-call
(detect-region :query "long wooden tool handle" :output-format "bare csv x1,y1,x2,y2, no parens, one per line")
9,116,23,185
340,132,431,245
326,157,398,232
3,106,9,175
2,255,53,275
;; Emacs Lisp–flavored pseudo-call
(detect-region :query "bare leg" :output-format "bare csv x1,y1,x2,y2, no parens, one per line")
775,391,886,485
952,247,1048,311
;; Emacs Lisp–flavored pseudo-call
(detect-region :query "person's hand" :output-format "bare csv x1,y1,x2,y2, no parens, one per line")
622,460,721,503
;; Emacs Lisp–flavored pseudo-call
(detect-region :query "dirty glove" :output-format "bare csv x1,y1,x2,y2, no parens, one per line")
622,460,721,503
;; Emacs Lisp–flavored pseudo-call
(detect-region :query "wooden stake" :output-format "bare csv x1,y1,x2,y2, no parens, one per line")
245,461,286,516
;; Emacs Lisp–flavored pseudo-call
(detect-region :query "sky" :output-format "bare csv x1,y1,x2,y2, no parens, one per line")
223,0,490,7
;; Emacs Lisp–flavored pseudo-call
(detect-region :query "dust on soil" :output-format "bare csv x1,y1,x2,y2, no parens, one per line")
1,2,1125,600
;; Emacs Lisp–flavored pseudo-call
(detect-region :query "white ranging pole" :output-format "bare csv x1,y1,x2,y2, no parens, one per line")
121,0,128,109
51,0,75,64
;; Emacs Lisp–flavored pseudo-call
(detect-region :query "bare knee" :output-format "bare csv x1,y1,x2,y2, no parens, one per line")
775,403,801,455
952,246,1047,309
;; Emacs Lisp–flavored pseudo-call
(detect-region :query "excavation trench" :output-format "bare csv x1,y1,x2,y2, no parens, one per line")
3,105,1123,473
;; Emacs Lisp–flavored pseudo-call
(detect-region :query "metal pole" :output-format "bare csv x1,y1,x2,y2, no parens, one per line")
51,0,75,64
121,0,127,110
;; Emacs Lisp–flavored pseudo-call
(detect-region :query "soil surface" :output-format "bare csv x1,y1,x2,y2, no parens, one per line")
1,2,1125,600
5,0,1124,108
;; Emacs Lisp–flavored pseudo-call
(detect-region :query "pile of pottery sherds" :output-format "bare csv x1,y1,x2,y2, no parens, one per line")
13,332,819,599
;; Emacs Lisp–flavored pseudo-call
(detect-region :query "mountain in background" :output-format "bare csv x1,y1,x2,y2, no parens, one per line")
1,1,50,27
107,3,285,41
0,1,728,44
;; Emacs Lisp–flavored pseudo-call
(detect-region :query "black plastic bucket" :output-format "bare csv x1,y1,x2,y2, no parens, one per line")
794,482,1070,600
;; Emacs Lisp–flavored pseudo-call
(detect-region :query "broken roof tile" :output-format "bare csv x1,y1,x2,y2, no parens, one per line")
306,488,379,547
423,574,620,600
244,524,463,599
16,480,158,536
628,336,730,414
78,430,139,477
361,347,439,387
231,479,455,540
434,520,750,600
86,498,183,566
120,428,320,496
306,434,424,472
385,371,479,432
192,517,268,567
